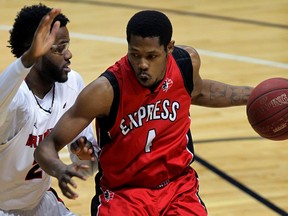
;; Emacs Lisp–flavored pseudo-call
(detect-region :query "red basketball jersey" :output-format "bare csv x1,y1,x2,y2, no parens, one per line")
96,47,194,190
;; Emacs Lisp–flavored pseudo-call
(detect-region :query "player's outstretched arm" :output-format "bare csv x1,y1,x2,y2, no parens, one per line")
34,104,94,199
34,76,113,199
179,45,254,107
193,79,253,107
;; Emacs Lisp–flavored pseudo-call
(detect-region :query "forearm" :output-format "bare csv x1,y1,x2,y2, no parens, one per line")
34,139,66,178
192,79,253,107
0,58,32,127
0,58,31,110
21,50,37,68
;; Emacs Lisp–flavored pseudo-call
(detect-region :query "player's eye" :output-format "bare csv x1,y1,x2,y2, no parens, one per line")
51,42,70,55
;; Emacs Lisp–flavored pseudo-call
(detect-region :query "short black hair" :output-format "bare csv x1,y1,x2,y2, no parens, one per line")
8,3,69,58
126,10,173,49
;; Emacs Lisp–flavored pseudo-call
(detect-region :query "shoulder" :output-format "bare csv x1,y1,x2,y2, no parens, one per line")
86,75,113,96
67,70,85,83
76,75,114,118
175,46,200,61
65,69,85,91
173,45,202,98
176,45,201,73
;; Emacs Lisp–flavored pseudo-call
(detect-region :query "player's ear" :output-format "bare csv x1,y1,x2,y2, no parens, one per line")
167,40,175,54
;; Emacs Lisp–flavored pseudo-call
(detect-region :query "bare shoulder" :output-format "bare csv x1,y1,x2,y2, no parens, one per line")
175,45,202,99
87,76,113,93
77,76,114,118
176,45,199,59
175,45,201,73
175,45,201,70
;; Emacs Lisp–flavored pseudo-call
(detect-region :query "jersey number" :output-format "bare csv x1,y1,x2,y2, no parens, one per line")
145,129,156,153
25,160,43,180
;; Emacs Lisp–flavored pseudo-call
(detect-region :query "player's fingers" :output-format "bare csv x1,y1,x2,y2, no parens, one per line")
76,136,87,148
45,8,61,25
67,164,88,180
46,9,61,40
80,136,87,143
37,8,60,33
83,137,95,154
70,141,81,154
50,8,61,19
64,191,78,200
89,151,96,161
77,136,93,154
50,20,60,38
58,176,78,199
73,166,89,180
75,164,90,170
58,174,76,187
61,185,79,199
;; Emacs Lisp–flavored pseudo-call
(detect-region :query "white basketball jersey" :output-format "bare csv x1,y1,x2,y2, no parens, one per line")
0,58,95,210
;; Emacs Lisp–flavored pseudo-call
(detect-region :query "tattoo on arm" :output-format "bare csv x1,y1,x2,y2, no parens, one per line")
209,83,252,106
230,86,251,105
209,83,227,101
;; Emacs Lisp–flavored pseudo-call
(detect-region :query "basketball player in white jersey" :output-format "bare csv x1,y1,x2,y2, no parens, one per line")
0,4,97,216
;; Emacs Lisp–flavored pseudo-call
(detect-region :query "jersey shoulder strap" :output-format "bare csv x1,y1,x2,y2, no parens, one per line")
172,47,193,94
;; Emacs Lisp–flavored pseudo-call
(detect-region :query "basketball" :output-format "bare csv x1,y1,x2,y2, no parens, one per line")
246,77,288,140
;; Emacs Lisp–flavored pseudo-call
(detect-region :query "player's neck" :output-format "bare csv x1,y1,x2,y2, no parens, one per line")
25,72,55,99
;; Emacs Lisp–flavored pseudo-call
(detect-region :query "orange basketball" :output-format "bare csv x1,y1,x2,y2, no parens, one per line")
246,77,288,140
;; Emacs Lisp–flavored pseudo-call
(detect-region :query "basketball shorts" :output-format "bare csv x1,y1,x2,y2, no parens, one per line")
92,166,207,216
0,188,76,216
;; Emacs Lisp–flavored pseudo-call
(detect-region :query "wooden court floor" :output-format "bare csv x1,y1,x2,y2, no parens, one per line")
1,0,288,215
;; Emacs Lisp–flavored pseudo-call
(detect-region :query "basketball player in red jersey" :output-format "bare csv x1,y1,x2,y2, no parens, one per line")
35,10,253,215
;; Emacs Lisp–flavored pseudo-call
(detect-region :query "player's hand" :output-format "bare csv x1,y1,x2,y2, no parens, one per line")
70,136,96,161
56,163,89,199
21,8,61,67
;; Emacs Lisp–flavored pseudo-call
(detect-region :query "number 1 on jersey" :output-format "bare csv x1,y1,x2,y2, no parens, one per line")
145,129,156,153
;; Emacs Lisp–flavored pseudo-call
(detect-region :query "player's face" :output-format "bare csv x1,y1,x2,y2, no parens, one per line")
128,35,172,88
35,26,72,83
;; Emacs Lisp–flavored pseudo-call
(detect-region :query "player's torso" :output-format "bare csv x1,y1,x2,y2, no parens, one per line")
0,71,82,210
98,53,194,189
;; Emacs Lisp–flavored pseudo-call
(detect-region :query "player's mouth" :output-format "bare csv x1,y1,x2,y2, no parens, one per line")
137,72,150,82
63,62,71,73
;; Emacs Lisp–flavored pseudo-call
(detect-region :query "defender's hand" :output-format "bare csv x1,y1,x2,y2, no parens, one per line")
70,136,96,161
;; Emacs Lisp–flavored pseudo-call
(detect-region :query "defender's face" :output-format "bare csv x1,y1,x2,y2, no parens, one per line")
34,26,72,83
128,35,169,88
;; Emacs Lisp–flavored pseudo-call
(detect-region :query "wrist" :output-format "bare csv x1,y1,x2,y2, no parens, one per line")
50,159,67,178
21,50,36,68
